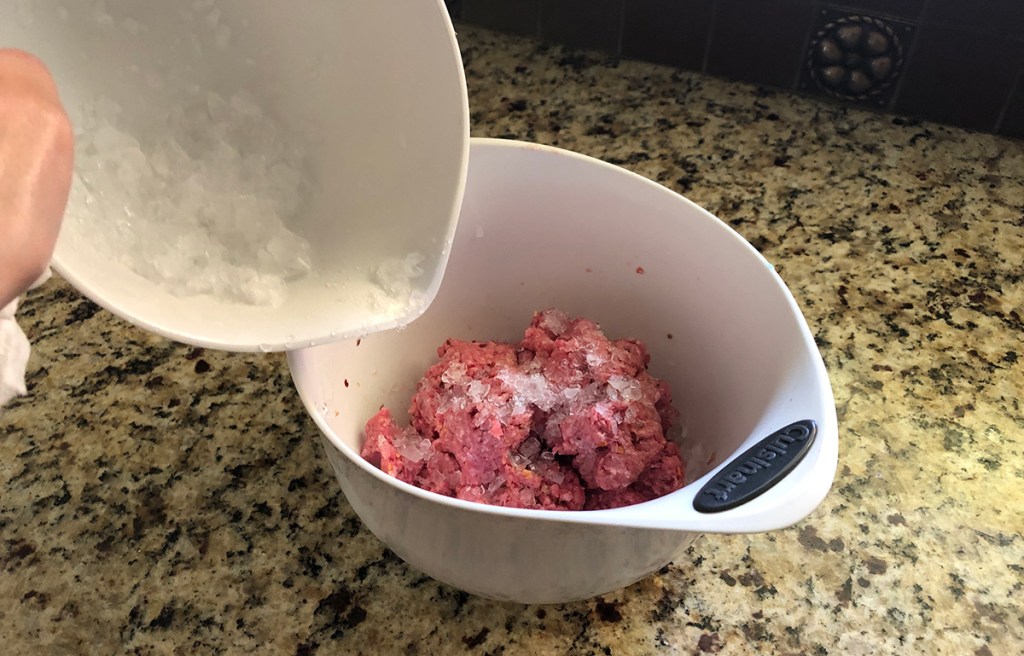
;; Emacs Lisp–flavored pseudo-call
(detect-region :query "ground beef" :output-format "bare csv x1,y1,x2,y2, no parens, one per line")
361,309,686,510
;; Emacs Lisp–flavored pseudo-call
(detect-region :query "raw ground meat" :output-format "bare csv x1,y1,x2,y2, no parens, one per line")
361,309,686,510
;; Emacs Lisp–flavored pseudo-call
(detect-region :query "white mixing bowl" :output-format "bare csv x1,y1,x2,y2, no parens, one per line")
291,138,839,604
1,0,468,350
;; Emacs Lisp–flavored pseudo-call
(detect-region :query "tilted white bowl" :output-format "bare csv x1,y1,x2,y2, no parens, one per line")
2,0,468,351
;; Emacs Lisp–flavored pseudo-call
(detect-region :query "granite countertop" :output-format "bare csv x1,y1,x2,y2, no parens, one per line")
2,24,1022,655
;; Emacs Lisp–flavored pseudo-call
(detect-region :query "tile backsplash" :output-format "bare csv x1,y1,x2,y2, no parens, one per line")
445,0,1024,138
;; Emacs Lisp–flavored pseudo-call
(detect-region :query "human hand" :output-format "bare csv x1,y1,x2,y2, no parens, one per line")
0,48,74,309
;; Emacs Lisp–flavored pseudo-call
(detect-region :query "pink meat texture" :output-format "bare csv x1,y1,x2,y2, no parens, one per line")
361,309,686,510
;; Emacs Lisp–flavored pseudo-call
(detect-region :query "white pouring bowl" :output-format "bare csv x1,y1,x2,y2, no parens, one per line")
291,138,838,604
1,0,468,351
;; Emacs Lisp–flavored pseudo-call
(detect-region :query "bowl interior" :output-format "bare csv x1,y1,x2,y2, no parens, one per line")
2,0,468,350
293,139,834,523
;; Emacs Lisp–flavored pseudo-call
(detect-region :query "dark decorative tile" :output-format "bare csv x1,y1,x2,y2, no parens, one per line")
927,0,1024,39
622,0,715,70
463,0,541,36
997,74,1024,138
822,0,926,20
895,24,1024,132
799,8,915,109
445,0,463,21
705,0,817,89
539,0,625,53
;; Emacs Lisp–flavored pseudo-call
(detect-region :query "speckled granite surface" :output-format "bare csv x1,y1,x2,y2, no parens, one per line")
2,24,1022,655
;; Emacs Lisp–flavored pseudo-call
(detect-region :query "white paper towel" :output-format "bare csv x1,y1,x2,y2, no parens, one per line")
0,269,51,407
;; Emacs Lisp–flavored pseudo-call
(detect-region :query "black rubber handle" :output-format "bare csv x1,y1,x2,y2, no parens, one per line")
693,420,818,513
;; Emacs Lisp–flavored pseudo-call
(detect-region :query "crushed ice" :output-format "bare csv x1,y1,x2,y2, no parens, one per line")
497,370,558,413
65,89,313,307
371,253,426,300
607,375,643,401
394,431,432,463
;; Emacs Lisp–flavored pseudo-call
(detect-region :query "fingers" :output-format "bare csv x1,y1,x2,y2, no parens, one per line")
0,48,62,103
0,50,74,308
